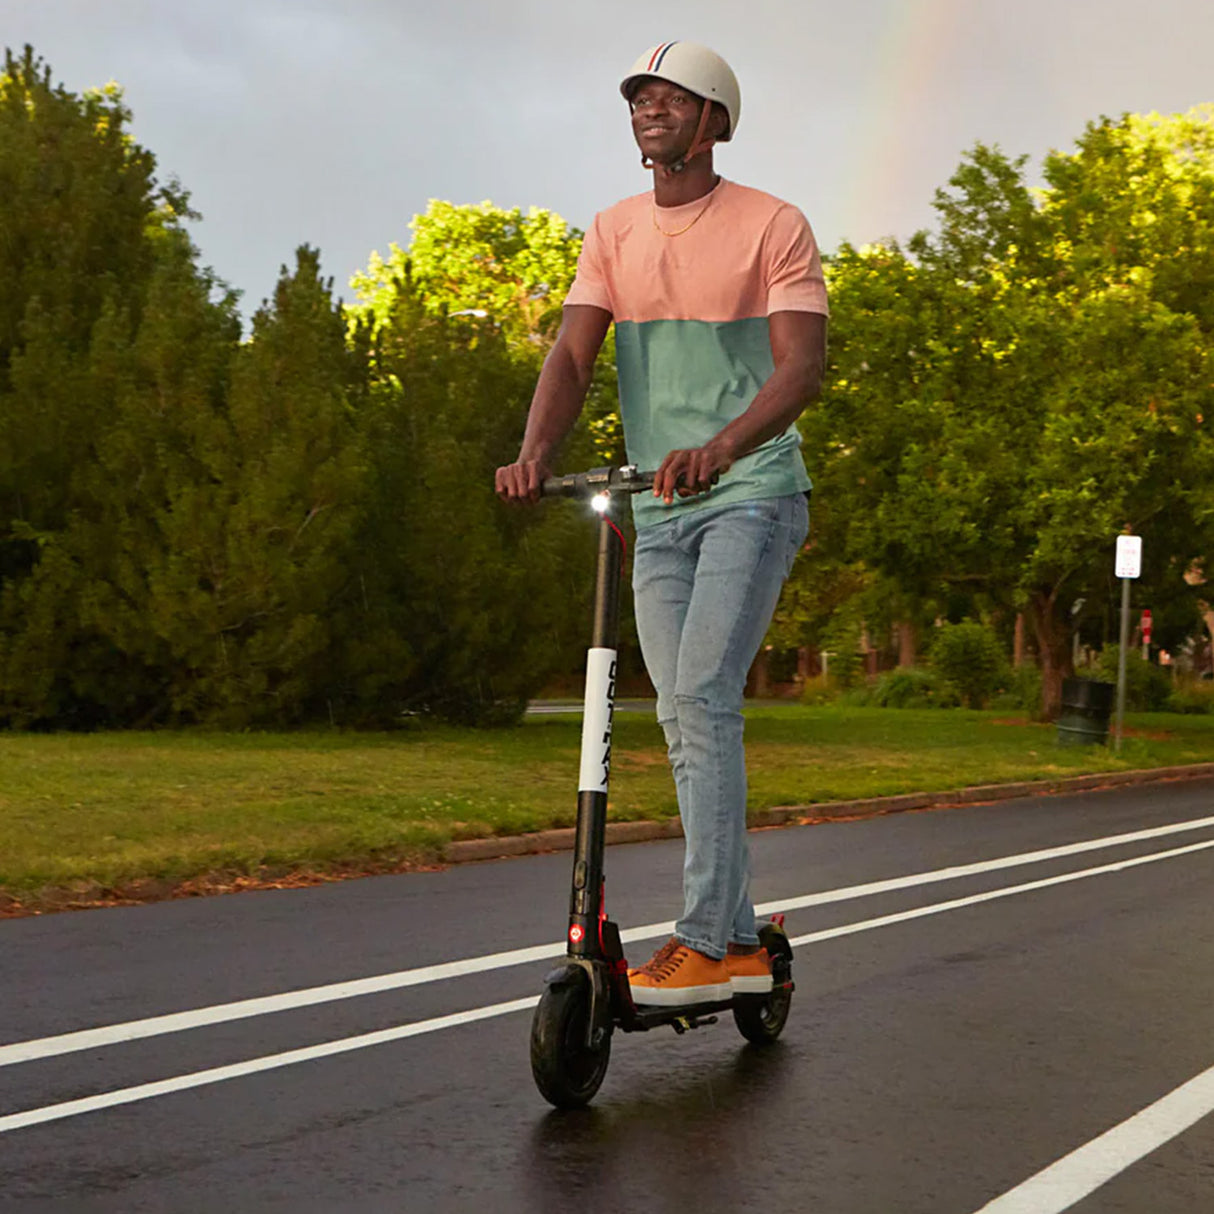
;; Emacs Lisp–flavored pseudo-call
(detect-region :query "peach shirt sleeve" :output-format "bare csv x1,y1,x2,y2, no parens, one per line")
563,215,614,314
764,205,829,316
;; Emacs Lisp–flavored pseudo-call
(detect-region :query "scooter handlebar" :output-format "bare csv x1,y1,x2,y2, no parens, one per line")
540,465,656,499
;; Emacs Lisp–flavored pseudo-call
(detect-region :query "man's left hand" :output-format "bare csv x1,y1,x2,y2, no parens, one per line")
653,440,734,505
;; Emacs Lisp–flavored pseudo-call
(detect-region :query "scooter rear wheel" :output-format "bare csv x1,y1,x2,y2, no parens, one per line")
733,922,794,1045
530,981,612,1108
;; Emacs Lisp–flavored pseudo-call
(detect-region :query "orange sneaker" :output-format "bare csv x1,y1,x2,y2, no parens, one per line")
628,938,732,1007
725,945,772,994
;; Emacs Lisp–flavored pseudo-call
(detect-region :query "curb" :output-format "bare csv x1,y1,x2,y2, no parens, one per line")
440,762,1214,864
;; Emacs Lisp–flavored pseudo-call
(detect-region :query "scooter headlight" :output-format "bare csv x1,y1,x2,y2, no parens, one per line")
590,492,611,514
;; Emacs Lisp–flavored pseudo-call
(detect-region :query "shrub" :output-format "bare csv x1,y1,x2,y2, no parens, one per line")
837,684,875,707
820,618,865,689
1084,646,1173,711
799,675,840,706
1166,682,1214,714
928,621,1009,709
869,667,961,709
1006,664,1044,718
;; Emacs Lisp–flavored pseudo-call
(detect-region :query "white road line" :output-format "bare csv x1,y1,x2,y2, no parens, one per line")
971,1063,1214,1213
786,838,1214,948
0,941,568,1069
0,996,540,1136
2,834,1212,1135
754,811,1214,919
3,813,1214,1069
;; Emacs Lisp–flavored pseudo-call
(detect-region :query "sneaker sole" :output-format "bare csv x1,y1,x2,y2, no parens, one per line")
729,974,773,995
628,980,733,1007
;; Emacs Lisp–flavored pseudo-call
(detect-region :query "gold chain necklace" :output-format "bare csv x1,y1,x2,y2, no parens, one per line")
651,191,715,237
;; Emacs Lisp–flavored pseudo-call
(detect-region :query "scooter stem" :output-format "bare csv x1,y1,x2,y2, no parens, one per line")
567,512,623,958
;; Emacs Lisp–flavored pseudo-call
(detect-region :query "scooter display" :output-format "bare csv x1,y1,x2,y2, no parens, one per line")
530,465,794,1109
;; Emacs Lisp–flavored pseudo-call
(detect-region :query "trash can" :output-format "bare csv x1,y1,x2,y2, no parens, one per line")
1056,677,1115,746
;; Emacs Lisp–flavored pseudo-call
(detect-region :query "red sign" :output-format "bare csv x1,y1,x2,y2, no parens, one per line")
1142,609,1152,645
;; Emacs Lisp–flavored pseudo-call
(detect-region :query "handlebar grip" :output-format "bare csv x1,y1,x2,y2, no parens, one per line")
539,467,656,499
540,474,578,498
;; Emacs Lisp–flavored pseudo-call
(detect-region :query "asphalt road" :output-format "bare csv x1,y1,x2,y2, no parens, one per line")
2,780,1213,1213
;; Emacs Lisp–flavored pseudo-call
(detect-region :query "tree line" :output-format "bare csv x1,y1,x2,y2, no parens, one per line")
779,110,1214,715
0,48,599,728
1,46,1211,727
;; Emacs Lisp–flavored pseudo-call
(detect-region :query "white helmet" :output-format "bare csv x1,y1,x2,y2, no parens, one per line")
620,42,741,141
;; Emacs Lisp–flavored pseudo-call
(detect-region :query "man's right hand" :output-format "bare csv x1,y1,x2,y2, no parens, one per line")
495,458,551,505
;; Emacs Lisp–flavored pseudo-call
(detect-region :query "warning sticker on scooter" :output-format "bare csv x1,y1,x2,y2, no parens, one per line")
578,647,617,792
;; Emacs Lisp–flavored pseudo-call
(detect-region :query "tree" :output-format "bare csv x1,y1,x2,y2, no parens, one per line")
18,229,240,726
791,236,1034,672
0,47,241,726
350,200,625,463
798,112,1214,716
0,46,172,591
352,200,579,340
1014,286,1212,706
1041,107,1214,335
134,246,366,725
350,271,598,723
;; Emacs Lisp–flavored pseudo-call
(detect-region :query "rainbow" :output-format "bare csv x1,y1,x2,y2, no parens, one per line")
844,0,964,244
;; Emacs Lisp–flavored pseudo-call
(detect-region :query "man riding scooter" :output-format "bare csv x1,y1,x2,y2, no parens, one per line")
497,40,828,1009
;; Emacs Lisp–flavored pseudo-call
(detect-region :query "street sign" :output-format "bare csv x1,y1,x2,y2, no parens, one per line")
1115,535,1142,579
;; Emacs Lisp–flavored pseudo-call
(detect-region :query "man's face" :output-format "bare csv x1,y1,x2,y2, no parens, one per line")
628,77,711,166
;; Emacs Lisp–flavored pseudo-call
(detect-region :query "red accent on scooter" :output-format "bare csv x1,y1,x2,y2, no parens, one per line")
598,885,630,976
772,913,785,928
605,516,628,568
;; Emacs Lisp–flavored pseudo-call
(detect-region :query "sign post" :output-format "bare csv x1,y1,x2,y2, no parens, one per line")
1114,536,1142,753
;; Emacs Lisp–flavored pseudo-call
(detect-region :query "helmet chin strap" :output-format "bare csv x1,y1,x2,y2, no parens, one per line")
642,98,716,174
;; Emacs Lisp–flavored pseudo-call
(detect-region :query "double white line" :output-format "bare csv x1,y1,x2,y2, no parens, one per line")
2,814,1214,1139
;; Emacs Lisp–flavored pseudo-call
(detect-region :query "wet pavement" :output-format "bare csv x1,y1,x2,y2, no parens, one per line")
2,781,1213,1212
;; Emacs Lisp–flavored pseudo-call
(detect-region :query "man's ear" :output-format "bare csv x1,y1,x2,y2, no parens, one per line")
710,101,730,140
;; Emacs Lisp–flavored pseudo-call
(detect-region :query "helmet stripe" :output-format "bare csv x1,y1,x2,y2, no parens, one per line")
648,41,678,72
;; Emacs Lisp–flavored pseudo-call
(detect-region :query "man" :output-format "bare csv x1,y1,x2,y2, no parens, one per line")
495,41,828,1007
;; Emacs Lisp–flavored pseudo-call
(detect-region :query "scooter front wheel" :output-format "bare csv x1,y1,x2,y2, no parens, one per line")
530,981,612,1108
733,921,794,1045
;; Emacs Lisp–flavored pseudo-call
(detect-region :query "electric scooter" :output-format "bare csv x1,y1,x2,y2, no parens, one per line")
529,464,794,1109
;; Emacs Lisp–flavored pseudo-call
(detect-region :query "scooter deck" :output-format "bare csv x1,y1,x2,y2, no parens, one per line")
623,985,791,1033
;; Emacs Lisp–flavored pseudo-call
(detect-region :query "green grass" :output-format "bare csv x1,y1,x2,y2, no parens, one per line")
2,706,1213,901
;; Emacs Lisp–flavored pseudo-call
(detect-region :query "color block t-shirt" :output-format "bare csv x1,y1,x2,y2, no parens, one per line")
564,179,829,528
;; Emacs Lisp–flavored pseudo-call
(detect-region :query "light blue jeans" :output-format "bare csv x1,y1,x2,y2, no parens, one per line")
632,493,809,960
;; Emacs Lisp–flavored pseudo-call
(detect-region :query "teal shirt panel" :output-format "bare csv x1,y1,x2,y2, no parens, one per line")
614,316,812,530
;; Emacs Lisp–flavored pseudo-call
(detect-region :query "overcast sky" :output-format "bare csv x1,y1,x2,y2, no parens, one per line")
6,0,1213,323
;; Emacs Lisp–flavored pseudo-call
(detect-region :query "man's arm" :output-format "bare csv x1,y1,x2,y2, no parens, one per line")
651,310,827,504
495,304,613,503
